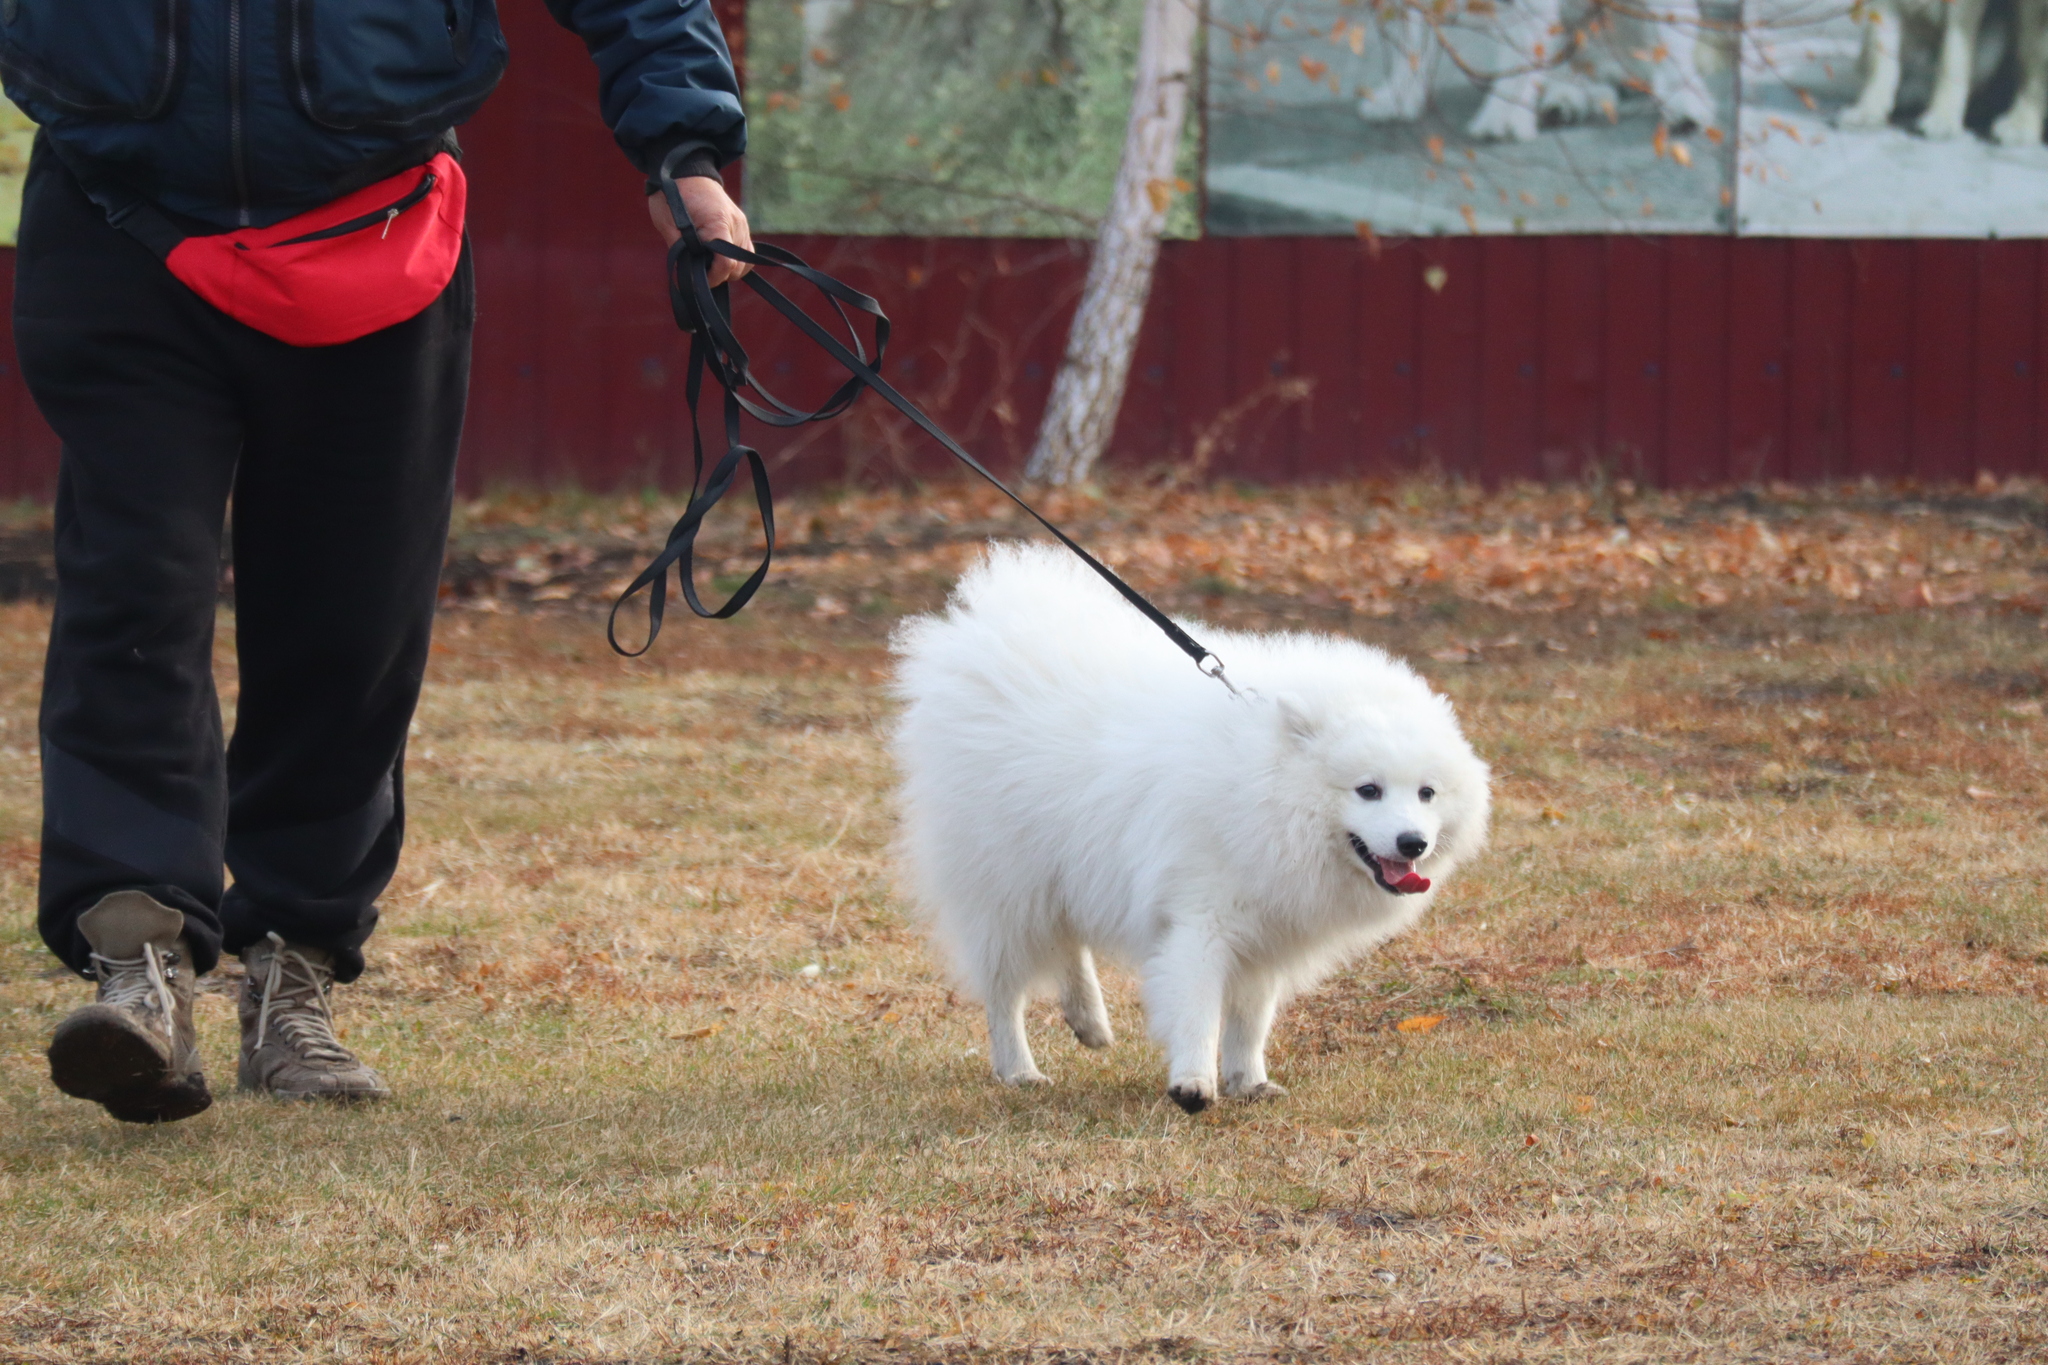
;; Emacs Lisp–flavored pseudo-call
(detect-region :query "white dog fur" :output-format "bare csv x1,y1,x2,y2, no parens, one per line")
891,544,1491,1113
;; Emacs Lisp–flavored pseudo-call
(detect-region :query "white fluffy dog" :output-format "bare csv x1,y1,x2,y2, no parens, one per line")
891,544,1491,1113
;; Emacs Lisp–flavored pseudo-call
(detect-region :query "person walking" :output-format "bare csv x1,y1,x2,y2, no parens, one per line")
4,0,751,1123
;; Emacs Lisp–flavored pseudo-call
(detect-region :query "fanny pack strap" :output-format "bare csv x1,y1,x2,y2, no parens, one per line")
89,193,186,260
52,146,187,260
610,148,1240,696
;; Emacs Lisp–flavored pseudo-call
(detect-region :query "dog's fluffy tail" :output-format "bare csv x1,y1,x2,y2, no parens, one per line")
890,541,1162,708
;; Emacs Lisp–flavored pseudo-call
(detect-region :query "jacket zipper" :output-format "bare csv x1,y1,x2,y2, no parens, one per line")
228,0,251,226
289,0,314,125
158,0,182,120
268,172,437,247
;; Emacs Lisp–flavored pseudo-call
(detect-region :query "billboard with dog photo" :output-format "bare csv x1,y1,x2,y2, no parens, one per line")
1736,0,2048,235
749,0,2048,239
743,0,1197,236
1203,0,1741,234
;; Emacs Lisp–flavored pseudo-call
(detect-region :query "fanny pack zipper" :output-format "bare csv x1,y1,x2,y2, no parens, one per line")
263,172,438,248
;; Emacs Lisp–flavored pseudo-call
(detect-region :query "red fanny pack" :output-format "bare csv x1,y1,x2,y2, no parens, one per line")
102,153,467,348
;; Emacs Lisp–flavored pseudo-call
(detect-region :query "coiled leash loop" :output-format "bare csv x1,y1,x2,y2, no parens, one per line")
610,148,1235,693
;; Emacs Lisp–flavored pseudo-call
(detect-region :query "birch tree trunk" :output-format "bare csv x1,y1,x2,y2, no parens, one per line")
1025,0,1199,485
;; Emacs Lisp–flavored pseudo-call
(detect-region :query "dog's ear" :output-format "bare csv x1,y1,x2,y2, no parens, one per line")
1274,692,1318,743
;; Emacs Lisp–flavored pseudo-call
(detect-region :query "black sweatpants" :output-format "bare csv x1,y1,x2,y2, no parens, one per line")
16,145,472,984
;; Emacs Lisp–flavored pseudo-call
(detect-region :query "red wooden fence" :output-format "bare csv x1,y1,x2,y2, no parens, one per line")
2,4,2044,501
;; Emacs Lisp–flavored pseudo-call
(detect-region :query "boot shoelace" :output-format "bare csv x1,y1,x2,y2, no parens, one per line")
252,932,352,1064
89,945,180,1034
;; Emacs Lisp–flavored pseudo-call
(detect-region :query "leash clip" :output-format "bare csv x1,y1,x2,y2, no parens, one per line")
1197,653,1243,698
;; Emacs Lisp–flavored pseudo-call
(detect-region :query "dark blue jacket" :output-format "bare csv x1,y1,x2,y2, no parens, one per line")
0,0,743,229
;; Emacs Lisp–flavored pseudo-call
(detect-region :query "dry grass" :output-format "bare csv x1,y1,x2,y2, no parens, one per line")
433,472,2048,620
1,478,2045,1364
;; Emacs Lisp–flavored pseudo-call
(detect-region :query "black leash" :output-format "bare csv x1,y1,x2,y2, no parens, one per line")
608,149,1238,695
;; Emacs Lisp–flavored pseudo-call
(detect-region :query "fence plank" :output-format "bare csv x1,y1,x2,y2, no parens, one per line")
1292,238,1360,479
1415,238,1484,479
1168,238,1237,478
1787,238,1852,482
1479,236,1543,483
1728,238,1790,483
1909,239,1977,484
1663,237,1731,487
1356,240,1423,476
1970,241,2036,478
1848,241,1916,481
1539,236,1604,482
1603,236,1669,487
1231,236,1303,480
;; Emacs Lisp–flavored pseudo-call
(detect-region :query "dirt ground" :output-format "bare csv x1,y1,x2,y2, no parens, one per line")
0,476,2043,1363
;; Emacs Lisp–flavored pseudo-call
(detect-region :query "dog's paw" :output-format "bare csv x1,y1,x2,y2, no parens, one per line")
1993,106,2044,147
1067,1018,1114,1050
1167,1080,1216,1114
999,1069,1053,1087
1467,95,1540,143
1357,84,1424,124
1652,81,1714,133
1835,104,1890,132
1915,107,1967,141
1223,1070,1285,1100
1538,74,1617,123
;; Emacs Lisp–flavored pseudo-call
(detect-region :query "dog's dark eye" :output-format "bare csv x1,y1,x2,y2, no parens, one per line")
1419,786,1436,803
1356,784,1382,801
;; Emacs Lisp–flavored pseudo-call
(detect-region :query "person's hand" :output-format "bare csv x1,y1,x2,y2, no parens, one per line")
648,177,752,287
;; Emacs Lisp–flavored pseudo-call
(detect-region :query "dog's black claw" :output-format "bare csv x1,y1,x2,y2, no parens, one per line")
1168,1084,1212,1115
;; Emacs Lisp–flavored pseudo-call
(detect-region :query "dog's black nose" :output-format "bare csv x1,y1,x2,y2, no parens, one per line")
1396,833,1429,859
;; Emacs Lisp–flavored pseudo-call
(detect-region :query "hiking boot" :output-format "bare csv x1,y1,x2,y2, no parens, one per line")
238,933,391,1101
47,891,212,1123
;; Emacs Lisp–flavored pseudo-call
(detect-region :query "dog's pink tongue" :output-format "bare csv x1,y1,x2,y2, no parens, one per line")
1378,858,1431,894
